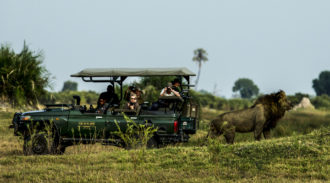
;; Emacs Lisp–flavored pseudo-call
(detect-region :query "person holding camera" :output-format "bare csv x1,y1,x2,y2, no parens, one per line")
160,82,180,97
124,94,140,110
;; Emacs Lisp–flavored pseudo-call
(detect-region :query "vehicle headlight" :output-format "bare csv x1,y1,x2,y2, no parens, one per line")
21,116,31,121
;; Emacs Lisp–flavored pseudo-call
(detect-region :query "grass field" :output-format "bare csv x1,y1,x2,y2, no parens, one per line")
0,109,329,182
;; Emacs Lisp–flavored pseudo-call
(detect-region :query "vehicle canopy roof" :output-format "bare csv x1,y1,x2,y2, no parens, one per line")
71,67,196,77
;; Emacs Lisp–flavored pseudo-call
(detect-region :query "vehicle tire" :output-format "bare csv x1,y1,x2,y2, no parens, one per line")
147,136,158,149
23,129,65,155
23,133,49,155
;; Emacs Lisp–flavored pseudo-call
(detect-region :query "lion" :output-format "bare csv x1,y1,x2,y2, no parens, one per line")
208,90,293,144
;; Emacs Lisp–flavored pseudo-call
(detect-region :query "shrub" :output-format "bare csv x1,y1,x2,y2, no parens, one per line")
0,43,51,107
311,94,330,110
112,114,158,149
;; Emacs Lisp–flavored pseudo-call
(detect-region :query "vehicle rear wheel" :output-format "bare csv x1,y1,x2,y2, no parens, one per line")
147,137,158,149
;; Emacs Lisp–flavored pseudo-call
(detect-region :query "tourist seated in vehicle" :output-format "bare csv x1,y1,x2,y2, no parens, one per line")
160,82,181,97
124,86,143,104
97,85,120,108
124,94,140,110
96,98,109,114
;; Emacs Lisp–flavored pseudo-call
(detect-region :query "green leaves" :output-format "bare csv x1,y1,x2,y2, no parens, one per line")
112,113,158,149
312,70,330,96
192,48,209,90
232,78,259,99
192,48,208,63
61,80,78,92
0,42,51,107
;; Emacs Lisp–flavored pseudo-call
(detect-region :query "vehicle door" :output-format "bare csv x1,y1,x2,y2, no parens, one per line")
67,110,106,140
105,111,143,139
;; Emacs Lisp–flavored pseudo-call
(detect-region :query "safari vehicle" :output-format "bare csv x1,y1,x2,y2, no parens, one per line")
10,68,199,155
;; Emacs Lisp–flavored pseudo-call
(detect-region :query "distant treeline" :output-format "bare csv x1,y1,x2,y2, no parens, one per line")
40,91,99,106
39,89,330,111
191,90,330,111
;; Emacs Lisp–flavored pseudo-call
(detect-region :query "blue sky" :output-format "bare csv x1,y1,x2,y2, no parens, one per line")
1,0,329,98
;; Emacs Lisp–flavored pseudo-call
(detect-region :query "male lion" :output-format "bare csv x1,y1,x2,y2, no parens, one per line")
208,90,293,144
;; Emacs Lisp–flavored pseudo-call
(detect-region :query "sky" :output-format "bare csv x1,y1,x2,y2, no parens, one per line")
1,0,330,98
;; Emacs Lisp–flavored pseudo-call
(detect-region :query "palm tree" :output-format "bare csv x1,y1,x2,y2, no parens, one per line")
192,48,208,90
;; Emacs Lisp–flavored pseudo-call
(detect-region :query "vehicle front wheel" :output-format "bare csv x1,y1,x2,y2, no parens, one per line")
23,131,65,155
23,133,49,155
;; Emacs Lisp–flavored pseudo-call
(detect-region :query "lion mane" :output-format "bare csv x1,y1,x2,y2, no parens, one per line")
208,90,292,144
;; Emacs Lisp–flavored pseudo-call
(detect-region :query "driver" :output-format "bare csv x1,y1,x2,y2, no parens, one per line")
97,85,119,108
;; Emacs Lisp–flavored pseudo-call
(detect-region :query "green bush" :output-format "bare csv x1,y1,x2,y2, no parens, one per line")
112,114,158,149
311,94,330,110
0,43,51,107
190,90,253,111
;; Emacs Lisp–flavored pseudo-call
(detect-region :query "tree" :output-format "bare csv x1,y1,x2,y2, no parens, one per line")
312,71,330,96
232,78,259,99
62,80,78,91
0,42,51,106
192,48,208,90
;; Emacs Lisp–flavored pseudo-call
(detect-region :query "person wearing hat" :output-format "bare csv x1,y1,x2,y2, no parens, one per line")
97,85,120,108
124,86,144,104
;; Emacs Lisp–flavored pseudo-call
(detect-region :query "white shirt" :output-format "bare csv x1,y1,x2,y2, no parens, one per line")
160,88,175,96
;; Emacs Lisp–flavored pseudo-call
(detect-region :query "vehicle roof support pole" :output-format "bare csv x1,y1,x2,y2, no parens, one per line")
119,76,127,101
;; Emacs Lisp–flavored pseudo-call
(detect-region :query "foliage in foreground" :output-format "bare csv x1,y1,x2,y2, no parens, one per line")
112,114,157,149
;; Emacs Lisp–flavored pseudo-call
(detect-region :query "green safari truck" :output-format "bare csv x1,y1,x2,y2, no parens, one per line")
10,68,199,155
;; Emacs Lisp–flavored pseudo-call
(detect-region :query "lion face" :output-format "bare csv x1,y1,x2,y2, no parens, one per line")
276,90,293,111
